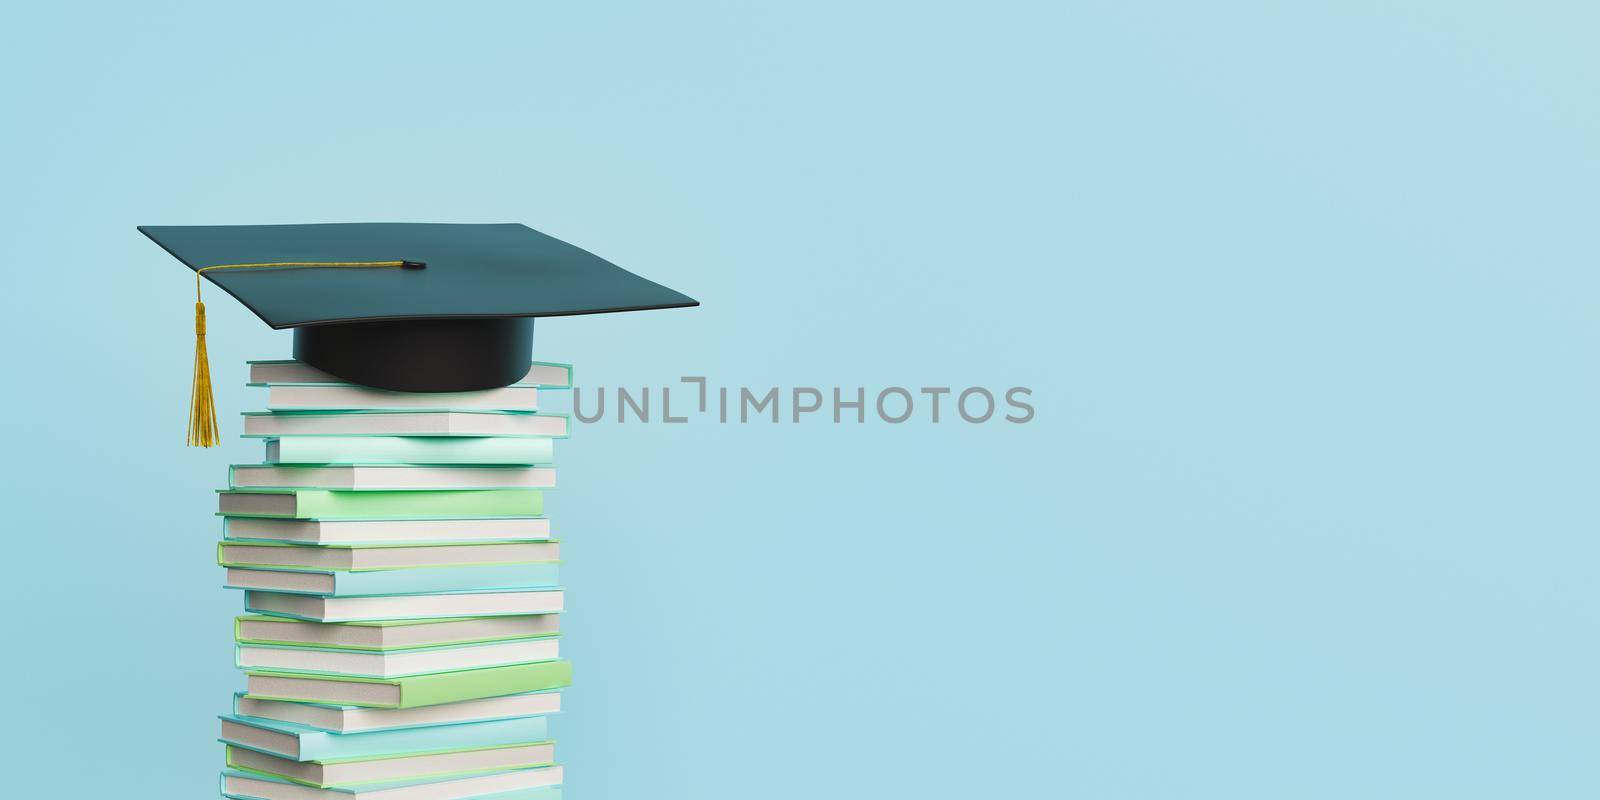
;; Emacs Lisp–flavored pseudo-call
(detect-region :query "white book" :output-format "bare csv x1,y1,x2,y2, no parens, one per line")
238,637,561,678
221,541,560,570
221,765,563,800
247,589,565,622
266,384,539,412
251,360,572,389
237,614,562,650
225,517,552,545
231,464,556,490
227,742,556,788
234,690,562,733
265,437,555,466
244,411,568,438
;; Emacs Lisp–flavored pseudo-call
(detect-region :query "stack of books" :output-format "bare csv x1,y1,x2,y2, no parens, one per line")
217,359,574,800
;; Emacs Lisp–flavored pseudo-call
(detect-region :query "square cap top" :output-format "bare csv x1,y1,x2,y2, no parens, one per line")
140,222,698,328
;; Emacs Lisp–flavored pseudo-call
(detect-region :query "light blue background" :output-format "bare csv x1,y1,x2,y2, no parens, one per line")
2,2,1596,797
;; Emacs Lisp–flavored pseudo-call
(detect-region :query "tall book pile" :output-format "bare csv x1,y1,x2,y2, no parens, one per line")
217,359,574,800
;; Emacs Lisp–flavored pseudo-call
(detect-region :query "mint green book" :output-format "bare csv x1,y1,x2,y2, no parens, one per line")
218,489,543,519
265,436,555,466
246,660,573,709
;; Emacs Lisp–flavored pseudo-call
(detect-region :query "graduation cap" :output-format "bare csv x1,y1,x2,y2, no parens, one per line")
140,222,698,447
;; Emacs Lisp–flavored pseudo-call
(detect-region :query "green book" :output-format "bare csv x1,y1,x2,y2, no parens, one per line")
218,489,543,519
246,660,573,709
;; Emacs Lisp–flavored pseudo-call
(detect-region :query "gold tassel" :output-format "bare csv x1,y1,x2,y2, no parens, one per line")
185,260,419,447
189,299,219,447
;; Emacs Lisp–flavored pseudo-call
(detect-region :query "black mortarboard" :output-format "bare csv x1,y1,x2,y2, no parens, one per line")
140,222,697,446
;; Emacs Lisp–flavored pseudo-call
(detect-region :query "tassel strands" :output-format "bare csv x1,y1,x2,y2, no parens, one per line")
185,260,422,447
189,298,219,446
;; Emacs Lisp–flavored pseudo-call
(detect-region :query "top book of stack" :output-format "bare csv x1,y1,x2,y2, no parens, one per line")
250,361,573,390
243,362,573,439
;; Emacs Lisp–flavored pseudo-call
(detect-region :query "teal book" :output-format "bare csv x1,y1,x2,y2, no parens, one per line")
218,488,543,519
244,587,565,623
265,436,555,465
234,689,562,733
246,659,574,709
221,766,563,800
224,562,560,596
225,741,556,787
220,713,549,762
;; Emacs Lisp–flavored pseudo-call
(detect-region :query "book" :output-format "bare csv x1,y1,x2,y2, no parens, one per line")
221,713,550,762
265,384,539,412
225,741,556,787
238,637,561,678
224,563,560,596
225,517,552,545
218,488,543,519
265,436,555,466
250,359,573,389
220,541,561,571
243,411,570,438
246,660,574,708
220,766,563,800
246,589,565,622
236,614,561,651
234,690,562,733
231,465,556,491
